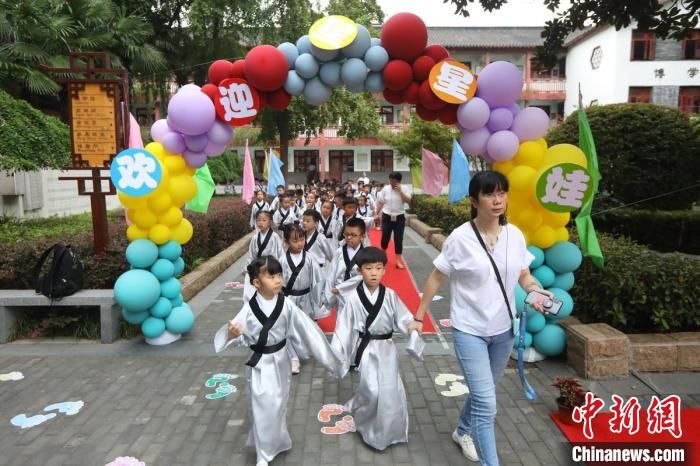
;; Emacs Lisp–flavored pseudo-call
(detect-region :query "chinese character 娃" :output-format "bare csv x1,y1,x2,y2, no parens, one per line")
541,166,591,208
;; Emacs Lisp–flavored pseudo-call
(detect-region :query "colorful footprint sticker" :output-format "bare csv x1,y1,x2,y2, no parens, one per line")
225,282,245,289
0,371,24,381
439,319,452,328
104,457,146,466
204,373,239,399
10,413,56,429
434,373,469,397
44,401,84,416
317,404,356,435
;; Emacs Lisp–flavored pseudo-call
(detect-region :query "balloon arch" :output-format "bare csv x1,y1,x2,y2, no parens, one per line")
112,13,589,355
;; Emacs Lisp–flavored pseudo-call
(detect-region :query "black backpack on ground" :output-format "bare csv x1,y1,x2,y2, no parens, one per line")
32,243,84,299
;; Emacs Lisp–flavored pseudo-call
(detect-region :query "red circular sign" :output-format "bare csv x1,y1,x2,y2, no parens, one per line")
213,78,260,126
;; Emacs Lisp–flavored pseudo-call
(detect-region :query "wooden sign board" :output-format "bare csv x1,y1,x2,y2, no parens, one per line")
69,82,119,168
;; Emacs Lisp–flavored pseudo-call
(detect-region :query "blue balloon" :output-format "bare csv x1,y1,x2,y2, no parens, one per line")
342,24,371,58
150,258,175,281
158,241,182,261
341,58,368,87
364,45,389,72
526,311,546,333
284,70,305,96
122,308,149,325
365,72,385,92
309,42,338,62
346,81,365,93
166,305,195,334
141,316,166,339
547,287,574,320
527,245,545,269
533,324,567,356
303,77,331,106
319,62,341,87
126,239,159,269
277,42,299,69
171,293,184,307
149,297,173,318
532,265,556,288
515,284,526,314
513,331,533,348
296,35,312,55
172,257,185,277
552,272,575,291
114,269,161,312
294,53,319,79
545,241,583,274
160,277,182,300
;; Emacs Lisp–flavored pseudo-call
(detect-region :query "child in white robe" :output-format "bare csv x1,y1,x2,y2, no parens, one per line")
357,194,374,219
249,190,270,229
330,197,374,250
244,211,284,301
325,217,366,310
272,195,297,239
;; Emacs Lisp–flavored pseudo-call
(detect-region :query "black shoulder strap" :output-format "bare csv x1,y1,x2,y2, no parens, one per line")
354,283,386,367
283,251,306,295
470,221,513,322
33,245,59,293
304,231,318,252
342,244,363,280
246,292,286,367
256,229,273,258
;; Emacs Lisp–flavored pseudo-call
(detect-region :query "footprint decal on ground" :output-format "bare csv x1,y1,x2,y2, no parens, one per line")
204,373,239,400
0,371,24,381
434,373,469,397
439,319,452,328
317,404,356,435
10,413,57,429
44,401,84,416
104,457,146,466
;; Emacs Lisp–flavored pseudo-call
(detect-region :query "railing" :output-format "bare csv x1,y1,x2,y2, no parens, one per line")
525,79,567,93
297,124,406,139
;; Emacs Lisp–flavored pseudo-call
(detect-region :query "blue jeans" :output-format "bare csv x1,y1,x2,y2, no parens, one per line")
453,328,514,466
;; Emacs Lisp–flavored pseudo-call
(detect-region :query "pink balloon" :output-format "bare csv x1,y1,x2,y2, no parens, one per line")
511,107,550,142
475,61,523,107
205,141,227,157
162,131,186,154
486,107,514,132
150,119,169,142
459,127,491,156
184,150,207,168
457,97,490,130
486,130,519,162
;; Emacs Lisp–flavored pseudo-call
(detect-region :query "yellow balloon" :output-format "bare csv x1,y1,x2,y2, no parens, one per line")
184,165,196,176
517,207,543,230
163,155,186,175
126,224,149,241
506,165,537,193
541,210,571,228
169,175,198,205
118,192,147,209
492,160,514,175
171,218,194,245
531,225,557,249
544,143,588,168
513,141,545,168
148,223,171,245
537,138,548,152
145,142,166,161
158,206,184,227
555,227,570,242
133,208,158,230
126,207,137,224
148,192,172,213
522,229,531,245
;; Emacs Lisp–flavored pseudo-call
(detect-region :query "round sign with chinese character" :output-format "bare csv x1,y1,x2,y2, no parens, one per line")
536,163,594,213
110,148,163,197
309,16,358,50
214,78,260,126
428,59,477,104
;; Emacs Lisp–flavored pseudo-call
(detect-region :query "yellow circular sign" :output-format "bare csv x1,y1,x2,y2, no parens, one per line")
309,16,358,51
428,59,477,104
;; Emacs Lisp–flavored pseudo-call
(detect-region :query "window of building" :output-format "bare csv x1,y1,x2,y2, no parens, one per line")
683,30,700,59
254,150,266,175
294,150,319,172
631,30,655,60
628,87,652,103
329,150,354,172
371,149,394,172
378,106,394,125
679,87,700,114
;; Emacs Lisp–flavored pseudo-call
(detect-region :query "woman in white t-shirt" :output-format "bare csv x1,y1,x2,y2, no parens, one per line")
410,171,552,466
374,171,411,269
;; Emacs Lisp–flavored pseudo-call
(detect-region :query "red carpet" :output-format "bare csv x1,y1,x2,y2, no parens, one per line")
317,228,438,334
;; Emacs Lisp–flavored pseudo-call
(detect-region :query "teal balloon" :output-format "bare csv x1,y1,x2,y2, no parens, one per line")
158,241,182,261
346,81,365,93
532,265,555,288
277,42,299,69
122,308,149,325
172,257,185,277
547,287,574,320
149,297,173,318
364,46,389,72
365,72,385,92
126,239,159,269
513,331,533,348
370,38,381,47
296,35,312,54
544,241,583,274
342,24,371,58
284,70,305,96
341,58,368,87
141,316,166,339
165,305,195,334
151,258,175,281
171,293,184,307
533,324,567,356
515,284,526,314
294,53,319,79
114,269,160,312
303,77,331,106
552,272,575,291
319,62,341,87
309,42,338,62
526,312,546,333
528,245,545,269
160,277,182,299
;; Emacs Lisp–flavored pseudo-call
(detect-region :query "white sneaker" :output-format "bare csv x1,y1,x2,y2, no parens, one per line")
256,460,268,466
291,357,300,374
452,430,479,462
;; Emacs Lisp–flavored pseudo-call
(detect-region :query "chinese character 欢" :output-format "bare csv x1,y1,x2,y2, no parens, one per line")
647,394,682,438
116,152,158,191
609,395,641,435
540,166,591,208
572,392,605,439
688,67,699,78
218,82,257,122
654,68,665,79
433,62,473,101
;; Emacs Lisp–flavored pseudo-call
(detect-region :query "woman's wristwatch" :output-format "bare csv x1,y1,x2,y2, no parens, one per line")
413,317,423,323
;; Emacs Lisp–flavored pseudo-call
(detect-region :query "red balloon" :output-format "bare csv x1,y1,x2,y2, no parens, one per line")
415,103,437,122
208,60,233,86
214,78,260,126
418,80,447,111
268,88,291,111
382,60,413,91
231,59,246,79
383,89,404,105
201,83,218,102
244,45,288,92
402,81,420,104
424,45,450,63
438,104,459,125
381,13,428,62
412,56,436,82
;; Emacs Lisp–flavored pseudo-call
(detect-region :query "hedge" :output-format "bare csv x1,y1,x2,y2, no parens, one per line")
0,197,251,290
410,194,471,234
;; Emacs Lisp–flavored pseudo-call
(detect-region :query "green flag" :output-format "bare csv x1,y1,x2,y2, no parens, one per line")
410,160,422,190
574,90,604,268
186,164,216,213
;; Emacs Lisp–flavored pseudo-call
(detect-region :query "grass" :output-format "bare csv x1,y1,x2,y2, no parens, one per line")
8,308,139,341
0,210,123,243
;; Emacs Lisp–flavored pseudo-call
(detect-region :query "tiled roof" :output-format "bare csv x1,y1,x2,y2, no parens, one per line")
427,27,546,48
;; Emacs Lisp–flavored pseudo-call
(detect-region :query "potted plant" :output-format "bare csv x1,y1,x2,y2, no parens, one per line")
552,376,586,425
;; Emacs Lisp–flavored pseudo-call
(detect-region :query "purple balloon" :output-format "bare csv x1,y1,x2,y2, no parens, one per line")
184,134,209,152
508,103,521,116
179,83,201,93
167,90,216,136
205,141,227,157
184,150,207,169
486,130,520,162
457,97,490,130
481,152,495,163
150,119,170,142
459,127,491,156
511,107,550,142
207,121,233,146
162,131,186,154
486,107,514,132
475,61,523,107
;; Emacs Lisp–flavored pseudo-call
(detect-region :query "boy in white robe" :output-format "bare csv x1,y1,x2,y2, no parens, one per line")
302,208,333,266
272,195,297,239
357,194,374,219
330,197,374,250
268,185,286,213
325,217,366,310
249,190,270,229
244,211,284,301
317,200,335,242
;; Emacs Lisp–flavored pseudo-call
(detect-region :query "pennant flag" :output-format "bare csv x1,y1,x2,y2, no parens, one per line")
448,139,470,204
242,139,255,205
574,89,604,268
422,147,448,196
128,113,143,149
186,164,216,213
266,149,285,196
263,147,271,180
410,161,423,190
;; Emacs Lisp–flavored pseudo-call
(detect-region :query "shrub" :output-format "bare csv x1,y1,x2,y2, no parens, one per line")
547,103,700,210
410,194,471,234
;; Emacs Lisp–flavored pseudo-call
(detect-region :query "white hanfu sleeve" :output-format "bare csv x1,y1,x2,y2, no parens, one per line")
330,293,360,377
214,306,249,353
390,291,425,361
287,301,344,378
310,260,326,320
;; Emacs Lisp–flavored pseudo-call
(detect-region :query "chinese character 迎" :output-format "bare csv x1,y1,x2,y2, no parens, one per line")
433,62,473,101
647,394,682,438
688,67,698,78
654,68,665,79
218,82,257,121
572,392,605,439
609,395,641,435
116,152,158,190
540,166,591,208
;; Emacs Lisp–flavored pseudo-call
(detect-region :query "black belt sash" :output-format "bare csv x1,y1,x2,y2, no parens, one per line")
343,244,363,280
353,283,388,368
256,229,273,259
304,231,318,252
246,292,286,367
282,251,307,296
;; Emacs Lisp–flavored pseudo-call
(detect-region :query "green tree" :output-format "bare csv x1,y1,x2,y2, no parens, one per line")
207,148,243,184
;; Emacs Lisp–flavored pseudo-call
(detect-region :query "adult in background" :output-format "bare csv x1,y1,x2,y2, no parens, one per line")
409,170,553,466
374,171,411,269
357,171,370,186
